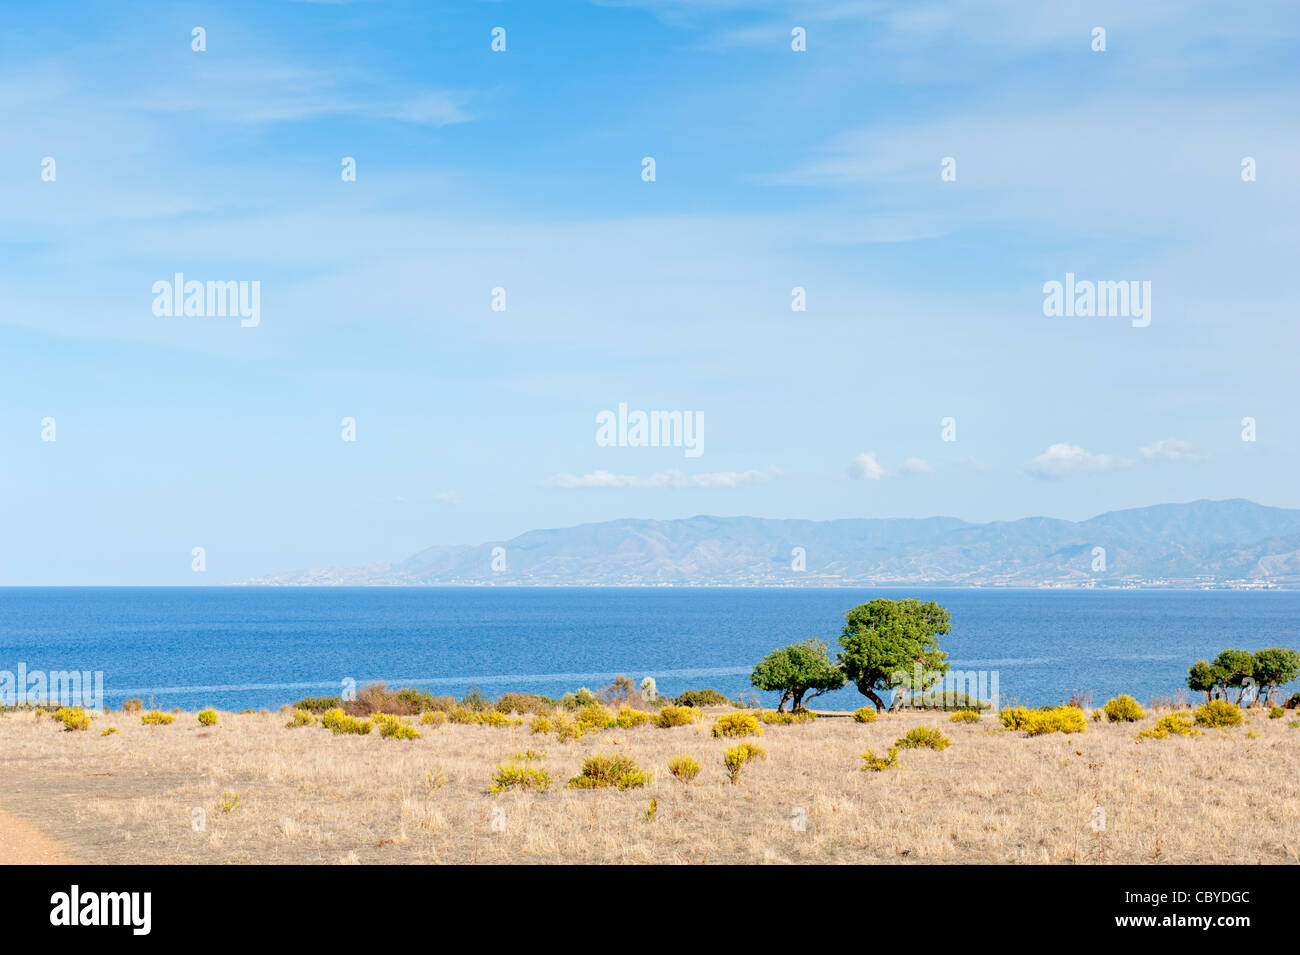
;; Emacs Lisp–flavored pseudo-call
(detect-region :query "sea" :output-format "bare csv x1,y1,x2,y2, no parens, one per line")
1,587,1296,711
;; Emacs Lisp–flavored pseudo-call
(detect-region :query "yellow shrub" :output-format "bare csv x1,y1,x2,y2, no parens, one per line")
722,743,767,784
319,708,373,735
576,703,614,731
375,714,421,740
1102,695,1144,723
140,710,175,726
1023,706,1086,736
852,707,878,723
529,714,553,735
999,706,1031,730
711,712,763,738
567,753,650,790
55,707,91,732
286,708,315,728
655,705,703,728
489,762,552,793
615,705,653,728
418,710,448,727
896,726,950,750
949,709,981,723
101,726,119,736
216,792,241,814
1138,712,1202,740
860,746,900,771
1195,699,1242,727
667,754,702,783
197,708,219,726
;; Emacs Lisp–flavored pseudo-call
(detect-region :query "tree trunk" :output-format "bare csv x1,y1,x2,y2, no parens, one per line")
791,689,806,712
863,688,886,712
777,690,792,713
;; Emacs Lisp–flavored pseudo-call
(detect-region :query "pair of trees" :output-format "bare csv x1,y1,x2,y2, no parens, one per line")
750,598,951,712
1187,647,1299,705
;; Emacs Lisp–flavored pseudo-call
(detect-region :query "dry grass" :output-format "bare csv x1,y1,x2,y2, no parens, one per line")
1,704,1297,864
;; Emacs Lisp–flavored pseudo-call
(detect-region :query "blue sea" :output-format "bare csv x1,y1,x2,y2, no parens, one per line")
1,587,1297,711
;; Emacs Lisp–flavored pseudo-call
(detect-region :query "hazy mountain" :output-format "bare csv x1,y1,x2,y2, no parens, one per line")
238,499,1300,588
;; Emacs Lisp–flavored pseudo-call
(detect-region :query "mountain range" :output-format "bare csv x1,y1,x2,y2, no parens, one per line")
237,498,1300,588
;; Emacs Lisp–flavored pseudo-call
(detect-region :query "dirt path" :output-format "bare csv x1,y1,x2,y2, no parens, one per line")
0,808,79,864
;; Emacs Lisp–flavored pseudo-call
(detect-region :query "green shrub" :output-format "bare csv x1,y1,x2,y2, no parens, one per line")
197,708,219,726
901,692,990,711
1102,695,1144,723
667,755,702,783
559,687,598,710
711,712,763,738
655,705,703,728
673,689,731,708
949,708,981,724
494,692,555,715
759,709,817,725
1268,705,1285,719
852,706,878,723
140,710,175,726
292,696,342,714
489,762,552,793
567,753,650,790
1195,699,1243,728
896,726,951,750
722,743,766,784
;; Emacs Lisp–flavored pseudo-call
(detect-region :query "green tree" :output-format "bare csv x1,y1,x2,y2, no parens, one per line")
1186,659,1219,703
750,640,846,712
1250,648,1300,706
837,598,951,712
1212,649,1255,703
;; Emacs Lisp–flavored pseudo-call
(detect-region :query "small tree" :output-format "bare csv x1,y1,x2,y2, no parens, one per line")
837,598,951,712
1187,659,1218,703
1212,649,1255,703
750,640,846,712
1250,648,1300,706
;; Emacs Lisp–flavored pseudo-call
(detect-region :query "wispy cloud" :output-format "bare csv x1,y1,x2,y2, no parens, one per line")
1139,438,1201,463
1026,439,1201,480
548,468,779,489
848,452,886,480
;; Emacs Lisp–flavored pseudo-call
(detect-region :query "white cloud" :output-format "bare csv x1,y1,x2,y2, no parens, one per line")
1025,443,1129,480
548,468,779,489
1139,438,1201,463
900,456,931,476
848,452,886,480
435,490,460,504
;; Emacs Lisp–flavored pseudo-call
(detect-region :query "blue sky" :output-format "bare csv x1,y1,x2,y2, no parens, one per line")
2,0,1298,584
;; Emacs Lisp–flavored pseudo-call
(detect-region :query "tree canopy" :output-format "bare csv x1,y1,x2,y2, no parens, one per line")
750,639,847,712
836,598,951,712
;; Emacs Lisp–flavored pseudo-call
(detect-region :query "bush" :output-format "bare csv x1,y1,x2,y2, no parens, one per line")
55,707,91,732
901,692,990,711
286,709,315,728
722,743,766,784
418,710,448,727
567,754,650,790
711,712,763,738
615,705,654,728
494,692,555,715
140,711,175,726
655,705,703,728
1195,699,1243,727
575,703,615,732
101,726,119,736
1268,705,1285,720
673,688,731,708
949,708,981,723
1102,695,1144,723
374,714,421,740
667,755,702,783
489,762,553,794
292,696,342,713
319,708,373,735
122,698,144,714
529,714,553,735
197,708,219,726
759,709,817,725
559,687,598,710
1001,705,1086,735
1138,713,1202,740
860,746,900,771
896,726,950,750
852,706,878,723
